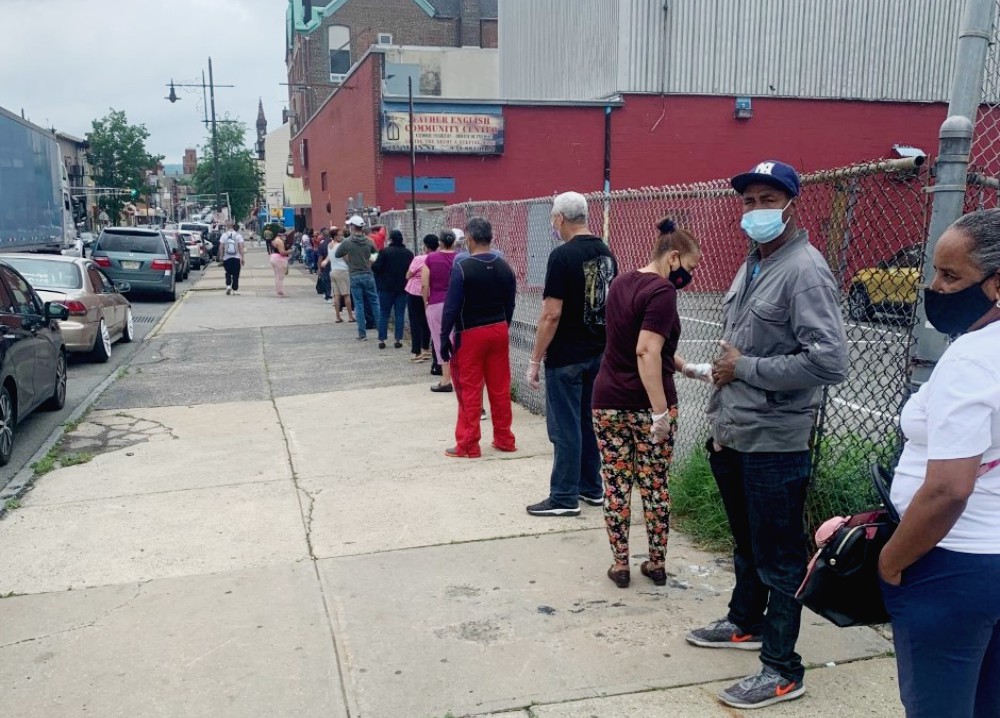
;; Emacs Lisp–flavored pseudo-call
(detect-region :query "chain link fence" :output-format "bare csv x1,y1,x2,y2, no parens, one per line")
966,0,1000,214
382,157,929,526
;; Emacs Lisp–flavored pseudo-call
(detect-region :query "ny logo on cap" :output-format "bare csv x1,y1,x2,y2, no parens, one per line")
754,162,776,175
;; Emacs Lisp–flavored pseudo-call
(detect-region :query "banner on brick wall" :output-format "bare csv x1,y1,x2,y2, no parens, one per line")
381,102,504,155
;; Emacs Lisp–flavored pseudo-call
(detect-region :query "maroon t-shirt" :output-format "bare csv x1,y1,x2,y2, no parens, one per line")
592,270,680,410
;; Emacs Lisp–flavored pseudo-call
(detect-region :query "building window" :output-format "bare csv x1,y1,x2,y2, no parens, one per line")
320,172,328,191
329,25,351,76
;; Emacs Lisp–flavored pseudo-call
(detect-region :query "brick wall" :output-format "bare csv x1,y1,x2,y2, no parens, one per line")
288,0,475,130
378,105,607,207
293,53,383,228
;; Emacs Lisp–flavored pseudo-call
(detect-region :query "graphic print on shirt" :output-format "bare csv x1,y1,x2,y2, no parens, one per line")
582,255,615,332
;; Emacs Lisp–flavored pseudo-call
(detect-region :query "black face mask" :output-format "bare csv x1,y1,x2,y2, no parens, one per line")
668,266,693,290
924,274,999,336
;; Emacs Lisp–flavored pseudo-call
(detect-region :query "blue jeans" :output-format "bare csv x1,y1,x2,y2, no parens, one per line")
349,273,380,339
882,548,1000,718
708,443,811,683
544,355,603,508
378,290,407,342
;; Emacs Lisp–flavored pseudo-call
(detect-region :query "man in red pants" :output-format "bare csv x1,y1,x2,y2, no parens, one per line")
440,217,517,458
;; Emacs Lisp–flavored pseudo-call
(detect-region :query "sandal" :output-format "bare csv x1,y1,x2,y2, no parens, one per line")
607,566,630,589
641,561,667,586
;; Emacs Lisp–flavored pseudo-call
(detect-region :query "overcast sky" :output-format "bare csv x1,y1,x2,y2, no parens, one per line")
0,0,289,165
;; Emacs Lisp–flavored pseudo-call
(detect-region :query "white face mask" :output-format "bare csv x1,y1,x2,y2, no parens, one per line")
741,200,792,244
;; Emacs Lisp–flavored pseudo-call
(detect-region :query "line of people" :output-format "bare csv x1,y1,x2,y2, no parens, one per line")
276,160,1000,716
517,163,1000,716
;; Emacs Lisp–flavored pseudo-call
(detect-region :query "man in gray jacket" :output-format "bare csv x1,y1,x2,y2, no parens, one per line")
686,161,848,710
335,216,380,340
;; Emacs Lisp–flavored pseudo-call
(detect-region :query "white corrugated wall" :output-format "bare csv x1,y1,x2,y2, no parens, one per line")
500,0,968,103
499,0,620,100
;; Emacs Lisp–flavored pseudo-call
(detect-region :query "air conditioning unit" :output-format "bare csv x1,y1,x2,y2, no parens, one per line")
377,33,393,45
330,73,347,84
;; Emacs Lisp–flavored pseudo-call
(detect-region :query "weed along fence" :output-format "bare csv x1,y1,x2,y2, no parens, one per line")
382,156,934,538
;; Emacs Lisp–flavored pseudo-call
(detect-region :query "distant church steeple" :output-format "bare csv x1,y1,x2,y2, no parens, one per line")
256,98,267,161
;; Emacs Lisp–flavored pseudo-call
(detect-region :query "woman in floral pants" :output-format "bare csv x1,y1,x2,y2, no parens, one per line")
591,219,709,588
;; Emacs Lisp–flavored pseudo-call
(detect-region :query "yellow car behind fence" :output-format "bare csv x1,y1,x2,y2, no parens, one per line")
847,245,922,322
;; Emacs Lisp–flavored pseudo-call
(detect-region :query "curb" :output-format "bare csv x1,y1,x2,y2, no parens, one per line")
0,288,193,513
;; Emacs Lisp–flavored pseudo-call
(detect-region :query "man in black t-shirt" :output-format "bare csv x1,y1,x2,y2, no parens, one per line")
526,191,617,516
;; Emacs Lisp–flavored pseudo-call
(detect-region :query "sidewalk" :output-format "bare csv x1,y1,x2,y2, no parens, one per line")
0,248,900,717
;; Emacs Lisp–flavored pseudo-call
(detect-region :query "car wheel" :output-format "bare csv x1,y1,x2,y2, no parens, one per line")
184,268,190,280
847,284,874,322
0,385,15,466
42,351,67,411
165,287,177,302
90,319,112,363
121,307,135,343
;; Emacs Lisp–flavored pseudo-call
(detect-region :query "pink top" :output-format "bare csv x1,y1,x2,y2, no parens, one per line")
425,251,457,305
405,255,428,296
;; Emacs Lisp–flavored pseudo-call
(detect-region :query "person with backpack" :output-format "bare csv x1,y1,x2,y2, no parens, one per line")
220,221,245,296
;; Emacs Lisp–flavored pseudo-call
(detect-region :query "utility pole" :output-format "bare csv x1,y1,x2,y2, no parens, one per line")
208,57,222,214
910,0,996,388
408,75,418,251
165,60,234,219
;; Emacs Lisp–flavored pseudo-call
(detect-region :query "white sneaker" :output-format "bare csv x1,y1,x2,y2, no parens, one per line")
225,287,231,295
232,291,240,295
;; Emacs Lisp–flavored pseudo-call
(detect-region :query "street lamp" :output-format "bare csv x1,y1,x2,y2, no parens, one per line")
165,57,234,218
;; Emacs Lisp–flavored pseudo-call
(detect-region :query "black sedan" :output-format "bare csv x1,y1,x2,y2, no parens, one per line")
0,261,70,465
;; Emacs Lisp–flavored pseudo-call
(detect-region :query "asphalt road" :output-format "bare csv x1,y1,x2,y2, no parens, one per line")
0,269,201,483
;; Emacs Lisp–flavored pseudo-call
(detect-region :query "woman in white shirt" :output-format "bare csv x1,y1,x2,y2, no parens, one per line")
879,209,1000,718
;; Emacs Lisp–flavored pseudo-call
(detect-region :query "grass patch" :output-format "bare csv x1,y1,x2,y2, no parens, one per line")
671,434,898,553
4,498,21,511
31,449,59,477
671,448,733,552
60,452,94,468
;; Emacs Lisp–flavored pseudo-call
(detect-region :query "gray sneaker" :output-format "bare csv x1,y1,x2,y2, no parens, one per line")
685,617,762,650
718,666,804,709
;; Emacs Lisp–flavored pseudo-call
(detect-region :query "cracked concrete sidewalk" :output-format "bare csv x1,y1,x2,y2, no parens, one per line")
0,249,902,717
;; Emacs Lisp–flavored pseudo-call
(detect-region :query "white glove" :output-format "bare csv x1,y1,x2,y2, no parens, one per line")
681,362,712,382
650,409,674,444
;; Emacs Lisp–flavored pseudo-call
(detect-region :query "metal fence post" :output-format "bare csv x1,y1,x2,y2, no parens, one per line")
910,0,996,388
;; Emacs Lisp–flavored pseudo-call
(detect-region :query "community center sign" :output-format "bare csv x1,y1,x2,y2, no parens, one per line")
381,103,504,155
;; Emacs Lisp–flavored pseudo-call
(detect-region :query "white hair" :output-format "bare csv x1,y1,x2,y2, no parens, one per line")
552,192,588,224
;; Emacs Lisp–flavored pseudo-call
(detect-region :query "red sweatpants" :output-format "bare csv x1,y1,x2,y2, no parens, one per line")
450,322,516,455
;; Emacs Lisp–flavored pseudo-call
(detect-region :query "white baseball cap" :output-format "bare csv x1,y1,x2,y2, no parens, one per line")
452,228,466,244
346,215,365,227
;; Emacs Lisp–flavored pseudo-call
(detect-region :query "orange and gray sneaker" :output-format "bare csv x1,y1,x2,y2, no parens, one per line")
717,666,805,709
685,617,763,650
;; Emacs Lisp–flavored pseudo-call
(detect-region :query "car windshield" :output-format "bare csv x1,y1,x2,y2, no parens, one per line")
96,233,165,254
2,258,82,290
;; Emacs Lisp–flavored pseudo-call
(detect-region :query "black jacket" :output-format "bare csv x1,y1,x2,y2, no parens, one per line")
372,244,415,293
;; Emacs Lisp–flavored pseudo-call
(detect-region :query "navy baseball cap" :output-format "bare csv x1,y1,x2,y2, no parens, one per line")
731,160,801,198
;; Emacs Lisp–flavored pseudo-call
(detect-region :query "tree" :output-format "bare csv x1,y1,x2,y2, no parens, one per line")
192,121,262,223
86,109,163,224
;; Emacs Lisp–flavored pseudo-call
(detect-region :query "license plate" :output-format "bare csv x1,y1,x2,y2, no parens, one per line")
122,261,140,270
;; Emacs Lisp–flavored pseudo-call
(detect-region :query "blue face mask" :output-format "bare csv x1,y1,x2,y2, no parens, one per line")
741,200,792,244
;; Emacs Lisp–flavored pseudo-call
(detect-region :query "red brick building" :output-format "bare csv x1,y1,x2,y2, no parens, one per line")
292,48,947,230
286,0,498,135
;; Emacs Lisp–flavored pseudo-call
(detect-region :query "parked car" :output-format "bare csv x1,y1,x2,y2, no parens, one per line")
180,230,208,269
2,254,134,362
0,260,70,465
163,231,191,280
847,245,922,321
90,227,177,301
